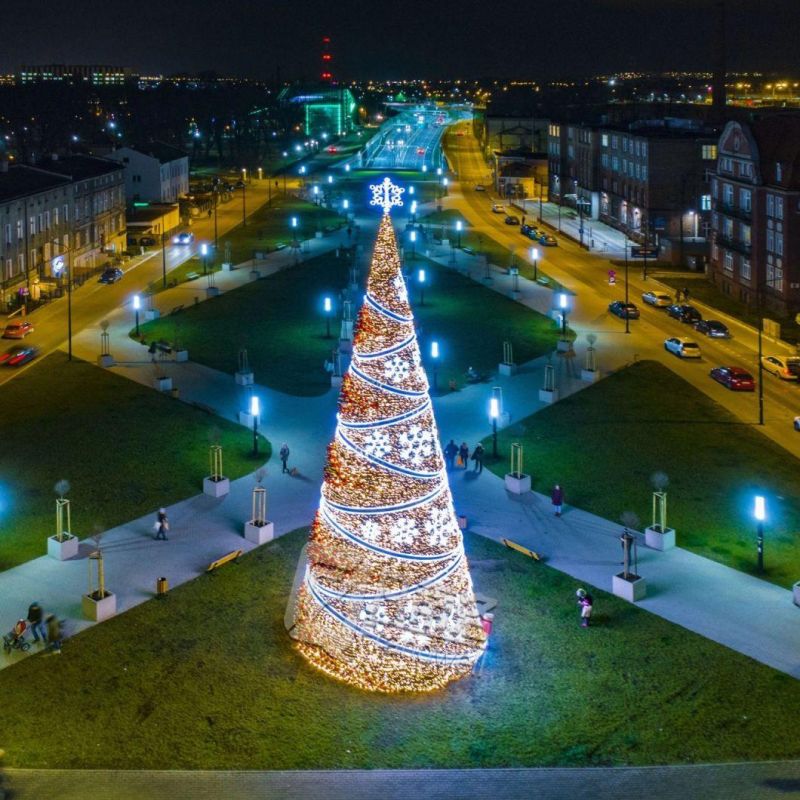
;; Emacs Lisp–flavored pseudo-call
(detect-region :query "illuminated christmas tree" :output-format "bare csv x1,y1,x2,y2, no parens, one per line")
288,178,486,692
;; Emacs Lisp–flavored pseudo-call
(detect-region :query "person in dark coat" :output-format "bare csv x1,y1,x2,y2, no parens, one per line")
280,443,290,473
155,508,169,540
552,484,564,516
26,601,46,644
46,614,62,653
459,442,470,469
471,444,485,473
444,439,458,470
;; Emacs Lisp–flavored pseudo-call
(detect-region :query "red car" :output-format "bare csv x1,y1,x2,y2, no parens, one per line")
326,145,338,153
416,147,425,155
2,320,34,339
710,366,755,391
0,345,39,366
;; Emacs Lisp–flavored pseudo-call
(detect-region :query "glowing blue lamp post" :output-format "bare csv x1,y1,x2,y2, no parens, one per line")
200,242,209,275
133,294,141,337
291,216,299,246
417,268,426,306
410,229,417,259
755,495,766,572
411,200,418,222
490,396,500,458
430,340,440,393
324,296,333,339
455,219,463,248
530,247,540,281
312,185,320,205
250,395,260,456
558,292,569,338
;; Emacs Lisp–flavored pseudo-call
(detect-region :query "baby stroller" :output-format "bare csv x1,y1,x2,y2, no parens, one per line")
3,619,31,653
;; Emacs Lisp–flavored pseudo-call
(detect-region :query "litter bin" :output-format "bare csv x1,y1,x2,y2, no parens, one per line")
170,387,180,399
156,577,169,597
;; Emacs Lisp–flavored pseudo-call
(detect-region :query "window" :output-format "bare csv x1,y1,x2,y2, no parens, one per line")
4,258,10,278
776,162,783,182
641,142,647,157
700,194,712,211
601,153,609,168
18,253,24,273
702,144,718,160
767,229,775,251
767,194,774,216
723,251,734,273
740,189,751,212
711,177,718,197
53,207,59,226
776,233,784,256
719,156,733,173
3,223,9,244
29,217,35,235
741,258,751,280
723,218,733,238
63,204,69,222
741,162,753,178
601,133,608,147
622,138,628,153
641,166,648,182
44,211,50,230
741,224,751,245
16,220,21,239
611,135,618,150
612,156,619,172
711,242,718,260
723,184,733,205
775,196,784,219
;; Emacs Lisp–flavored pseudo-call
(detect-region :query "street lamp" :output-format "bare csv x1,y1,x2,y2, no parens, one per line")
436,167,442,176
422,164,428,173
558,292,569,338
327,174,333,184
408,185,415,196
417,268,426,306
133,294,141,337
324,296,333,339
530,247,540,280
410,229,417,258
455,219,463,248
754,495,766,572
200,242,209,275
345,163,351,173
241,181,247,226
623,234,630,334
489,396,499,458
430,340,440,393
250,395,260,456
312,185,320,204
411,200,418,221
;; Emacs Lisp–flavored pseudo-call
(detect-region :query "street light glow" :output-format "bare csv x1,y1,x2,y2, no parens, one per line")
324,296,332,313
345,164,351,172
200,243,209,256
418,268,426,283
250,395,260,417
531,247,540,260
291,216,298,228
489,397,499,419
327,175,333,184
409,186,415,195
410,230,417,242
456,220,463,232
754,495,766,522
422,164,428,173
133,294,141,311
343,199,349,210
431,340,439,359
411,200,417,213
559,293,568,309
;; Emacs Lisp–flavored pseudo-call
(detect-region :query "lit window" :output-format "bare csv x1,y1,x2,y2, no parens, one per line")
700,194,712,211
702,144,718,160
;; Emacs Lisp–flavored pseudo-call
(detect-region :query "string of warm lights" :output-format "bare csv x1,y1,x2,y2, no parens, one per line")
289,201,486,693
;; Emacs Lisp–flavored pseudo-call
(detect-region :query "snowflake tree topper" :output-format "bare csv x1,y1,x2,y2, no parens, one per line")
370,177,405,215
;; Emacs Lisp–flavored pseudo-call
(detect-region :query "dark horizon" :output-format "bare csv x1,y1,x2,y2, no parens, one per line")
4,0,800,82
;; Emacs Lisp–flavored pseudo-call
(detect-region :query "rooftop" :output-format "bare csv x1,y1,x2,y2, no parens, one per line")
41,154,123,181
0,165,71,203
117,142,187,164
751,114,800,190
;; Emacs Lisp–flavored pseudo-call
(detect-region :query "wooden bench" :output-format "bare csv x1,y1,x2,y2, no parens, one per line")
536,277,549,286
185,272,200,281
274,242,287,251
502,538,542,561
207,549,242,573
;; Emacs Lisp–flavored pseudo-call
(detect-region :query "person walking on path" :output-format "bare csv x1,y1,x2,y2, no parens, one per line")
280,443,290,473
155,508,169,541
576,588,594,628
459,442,470,470
444,439,458,470
26,601,46,644
471,443,485,473
45,614,62,654
683,286,690,302
552,484,564,516
675,288,682,302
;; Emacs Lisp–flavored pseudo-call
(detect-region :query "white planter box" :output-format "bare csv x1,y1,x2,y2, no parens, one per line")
505,472,531,495
222,262,233,272
82,591,117,622
153,377,172,392
244,520,275,545
175,349,189,362
331,375,343,388
238,411,255,428
793,581,800,608
509,290,522,300
581,368,600,382
557,340,573,352
250,270,261,281
645,526,676,551
203,476,230,497
613,573,647,602
235,370,254,386
97,354,115,368
498,363,518,376
206,286,220,298
539,388,558,404
48,534,79,561
145,309,160,321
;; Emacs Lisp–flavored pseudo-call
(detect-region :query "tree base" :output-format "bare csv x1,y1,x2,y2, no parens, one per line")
613,573,647,602
82,591,117,622
48,534,79,561
645,526,676,551
244,520,274,544
203,476,230,497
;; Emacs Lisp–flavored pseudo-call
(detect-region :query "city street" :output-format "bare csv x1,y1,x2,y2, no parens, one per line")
442,122,800,459
367,108,459,170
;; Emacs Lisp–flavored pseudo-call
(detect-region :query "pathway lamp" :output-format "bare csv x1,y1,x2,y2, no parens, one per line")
489,396,499,458
530,247,540,281
754,495,766,572
133,294,141,337
558,293,569,338
455,220,463,248
422,164,428,173
410,229,417,258
250,395,260,456
324,296,333,339
200,242,209,275
430,340,440,393
417,268,426,306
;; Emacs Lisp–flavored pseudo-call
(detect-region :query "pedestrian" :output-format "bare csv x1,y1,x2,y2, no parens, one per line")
12,618,27,645
459,442,470,469
26,601,46,644
576,588,594,628
551,484,564,516
280,443,290,473
481,612,494,637
444,439,458,471
154,508,169,541
675,288,682,302
45,614,62,654
683,286,690,301
471,443,485,473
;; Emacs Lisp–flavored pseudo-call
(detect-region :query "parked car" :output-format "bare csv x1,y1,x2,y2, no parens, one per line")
794,416,800,431
520,224,538,238
666,304,702,324
539,234,558,246
710,366,755,391
504,215,520,225
172,232,194,245
0,345,39,366
98,267,124,284
694,319,731,338
491,203,504,213
474,184,486,192
2,320,34,339
139,236,156,246
642,290,672,307
608,300,640,319
664,337,701,358
760,355,800,380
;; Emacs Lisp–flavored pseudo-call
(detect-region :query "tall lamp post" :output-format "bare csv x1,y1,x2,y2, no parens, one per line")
250,394,260,456
455,219,463,248
241,181,247,226
409,229,417,259
754,494,766,572
200,242,209,275
324,296,333,339
489,396,499,458
291,216,299,247
212,179,219,251
558,292,569,338
133,293,141,337
417,268,426,306
530,247,540,281
430,340,440,393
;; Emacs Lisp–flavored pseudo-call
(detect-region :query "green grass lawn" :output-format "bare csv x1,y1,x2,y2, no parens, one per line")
420,208,470,229
483,360,800,587
0,354,270,571
4,527,800,769
137,250,561,397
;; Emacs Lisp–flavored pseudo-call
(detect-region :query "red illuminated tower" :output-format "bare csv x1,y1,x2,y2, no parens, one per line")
321,36,333,83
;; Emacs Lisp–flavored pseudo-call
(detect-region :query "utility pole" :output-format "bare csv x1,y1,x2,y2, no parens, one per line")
242,183,247,227
161,230,167,289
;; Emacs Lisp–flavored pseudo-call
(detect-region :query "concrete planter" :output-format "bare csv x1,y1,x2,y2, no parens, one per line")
47,534,79,561
509,290,522,300
557,340,573,353
612,573,647,602
82,591,117,622
222,262,233,272
153,377,172,392
244,520,275,545
238,411,255,428
235,370,254,386
581,368,600,383
250,270,261,281
505,472,531,495
793,581,800,607
97,354,115,368
174,349,189,362
203,476,230,498
315,231,323,239
206,286,220,298
498,362,518,377
145,309,160,321
539,388,558,404
645,526,676,551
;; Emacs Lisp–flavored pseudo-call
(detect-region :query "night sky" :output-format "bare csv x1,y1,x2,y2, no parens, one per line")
4,0,800,80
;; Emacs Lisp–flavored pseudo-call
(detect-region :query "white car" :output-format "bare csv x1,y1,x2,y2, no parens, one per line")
761,355,800,380
664,337,701,358
474,184,486,192
642,291,672,307
491,203,504,213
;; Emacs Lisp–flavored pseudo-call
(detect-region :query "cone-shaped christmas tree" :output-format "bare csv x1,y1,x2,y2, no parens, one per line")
288,182,486,693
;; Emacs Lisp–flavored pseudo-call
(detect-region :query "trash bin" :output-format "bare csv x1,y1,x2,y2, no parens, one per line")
170,387,180,399
156,577,169,597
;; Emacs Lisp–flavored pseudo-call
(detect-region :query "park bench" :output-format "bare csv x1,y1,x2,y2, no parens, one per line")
536,277,549,286
185,272,200,281
462,247,475,255
274,242,287,251
207,549,242,573
169,304,184,316
502,538,542,561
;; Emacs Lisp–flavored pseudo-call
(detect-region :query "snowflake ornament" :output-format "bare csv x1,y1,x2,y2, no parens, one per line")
424,507,456,548
384,354,411,384
369,177,405,215
359,519,382,543
390,517,418,546
398,424,434,466
363,430,392,459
